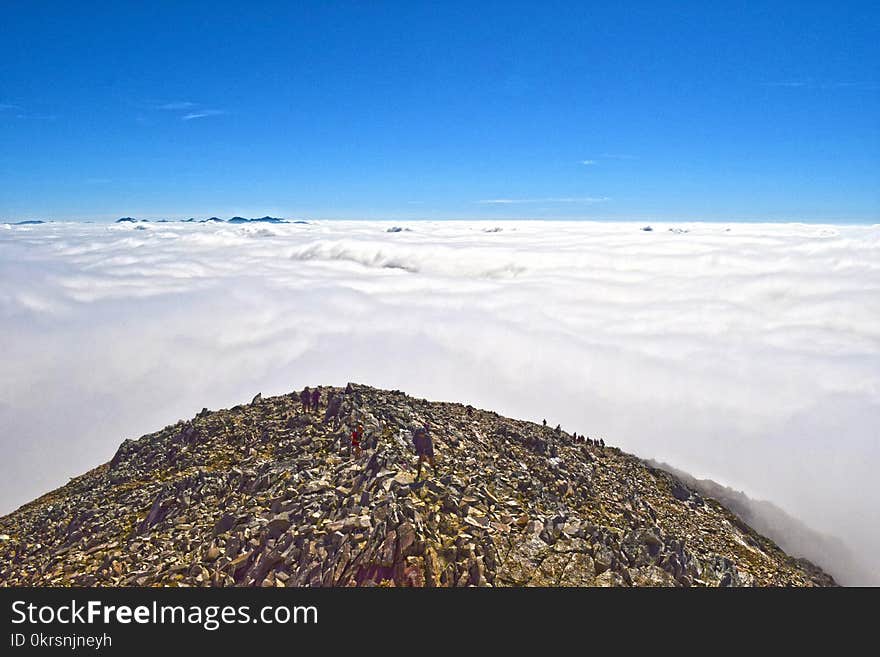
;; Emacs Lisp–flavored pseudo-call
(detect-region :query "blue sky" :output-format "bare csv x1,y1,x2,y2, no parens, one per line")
1,1,878,222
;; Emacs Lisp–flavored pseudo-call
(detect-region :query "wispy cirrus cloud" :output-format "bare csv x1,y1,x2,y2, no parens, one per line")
156,101,197,110
148,101,227,122
599,153,639,160
578,154,639,165
15,113,57,121
182,109,226,121
0,103,56,120
763,81,809,88
477,196,610,204
762,80,879,90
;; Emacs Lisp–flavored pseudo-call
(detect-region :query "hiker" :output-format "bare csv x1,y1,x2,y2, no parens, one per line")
542,419,547,428
599,438,605,448
300,386,311,413
325,392,342,428
311,387,320,414
413,423,436,480
350,423,363,458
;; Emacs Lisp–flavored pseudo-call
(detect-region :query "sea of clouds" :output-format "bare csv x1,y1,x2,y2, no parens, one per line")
1,219,878,583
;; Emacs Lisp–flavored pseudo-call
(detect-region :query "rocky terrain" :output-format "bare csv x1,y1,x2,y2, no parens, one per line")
0,384,835,587
646,460,875,586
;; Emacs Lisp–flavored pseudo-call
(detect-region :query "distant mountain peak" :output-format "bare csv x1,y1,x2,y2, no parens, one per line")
228,216,287,224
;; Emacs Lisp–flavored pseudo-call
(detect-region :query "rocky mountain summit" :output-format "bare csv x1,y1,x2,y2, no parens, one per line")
0,384,835,587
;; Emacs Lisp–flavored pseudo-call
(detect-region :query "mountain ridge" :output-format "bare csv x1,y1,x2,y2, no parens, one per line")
645,459,876,586
0,384,835,587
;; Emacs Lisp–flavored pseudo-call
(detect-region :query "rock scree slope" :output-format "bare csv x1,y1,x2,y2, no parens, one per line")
0,384,835,587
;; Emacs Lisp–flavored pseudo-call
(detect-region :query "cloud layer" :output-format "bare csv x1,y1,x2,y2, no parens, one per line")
1,220,878,582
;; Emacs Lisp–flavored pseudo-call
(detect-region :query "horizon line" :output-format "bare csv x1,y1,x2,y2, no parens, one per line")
4,216,879,226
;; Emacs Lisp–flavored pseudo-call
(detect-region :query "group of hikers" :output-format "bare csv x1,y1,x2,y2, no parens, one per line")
348,421,435,478
298,385,437,479
297,386,604,480
299,386,322,414
543,419,605,448
573,433,604,448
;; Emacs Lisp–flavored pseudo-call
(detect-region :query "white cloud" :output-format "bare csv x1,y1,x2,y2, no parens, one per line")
477,197,610,204
13,113,57,121
580,160,596,165
762,80,879,91
1,220,878,582
182,110,225,121
763,81,810,88
157,101,197,110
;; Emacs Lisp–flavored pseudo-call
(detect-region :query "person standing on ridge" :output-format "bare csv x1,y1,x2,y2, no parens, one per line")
311,387,321,414
300,386,311,413
351,423,363,459
413,423,436,480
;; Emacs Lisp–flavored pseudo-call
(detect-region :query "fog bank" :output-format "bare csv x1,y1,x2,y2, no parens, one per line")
1,219,878,582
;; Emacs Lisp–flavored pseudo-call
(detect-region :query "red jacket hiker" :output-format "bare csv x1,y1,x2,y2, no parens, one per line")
351,424,364,457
